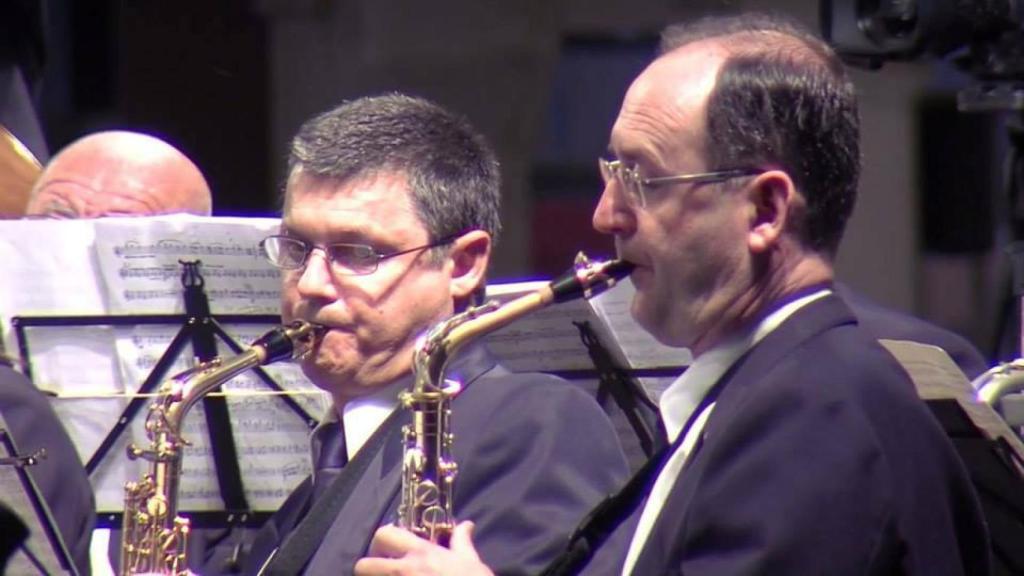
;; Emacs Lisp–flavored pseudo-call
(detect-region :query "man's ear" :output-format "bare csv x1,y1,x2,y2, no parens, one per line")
746,170,797,254
448,230,492,306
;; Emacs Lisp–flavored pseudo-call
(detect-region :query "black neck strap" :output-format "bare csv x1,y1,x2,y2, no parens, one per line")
539,359,733,576
257,407,404,575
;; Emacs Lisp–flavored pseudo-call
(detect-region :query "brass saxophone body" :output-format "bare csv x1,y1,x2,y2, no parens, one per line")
974,358,1024,409
120,321,323,575
397,253,635,544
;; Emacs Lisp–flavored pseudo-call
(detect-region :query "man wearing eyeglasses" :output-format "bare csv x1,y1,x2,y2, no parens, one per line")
223,94,628,575
355,13,989,576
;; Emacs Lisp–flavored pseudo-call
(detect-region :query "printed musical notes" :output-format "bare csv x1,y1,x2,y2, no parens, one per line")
0,216,333,513
94,216,282,314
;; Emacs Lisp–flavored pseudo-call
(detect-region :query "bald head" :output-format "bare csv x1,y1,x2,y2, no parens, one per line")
25,131,212,218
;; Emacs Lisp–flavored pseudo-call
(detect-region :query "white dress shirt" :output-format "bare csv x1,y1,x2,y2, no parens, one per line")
341,379,406,460
310,377,407,467
621,289,830,575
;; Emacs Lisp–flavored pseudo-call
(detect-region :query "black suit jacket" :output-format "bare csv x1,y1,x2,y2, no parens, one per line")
612,295,989,575
243,344,630,575
0,364,95,575
838,283,988,379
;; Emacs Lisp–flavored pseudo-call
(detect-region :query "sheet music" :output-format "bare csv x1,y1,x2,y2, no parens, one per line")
0,220,104,318
880,339,1024,470
484,280,608,372
153,324,324,512
93,216,282,315
0,216,328,515
483,279,687,405
84,322,328,513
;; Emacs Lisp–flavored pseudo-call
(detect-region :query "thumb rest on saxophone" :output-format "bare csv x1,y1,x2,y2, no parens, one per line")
398,252,635,544
121,320,323,576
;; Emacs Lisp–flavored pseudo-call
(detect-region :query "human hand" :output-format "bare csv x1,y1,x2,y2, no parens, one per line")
353,521,495,576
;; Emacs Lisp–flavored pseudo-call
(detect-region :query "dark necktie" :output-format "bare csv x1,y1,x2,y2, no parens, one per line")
310,420,347,504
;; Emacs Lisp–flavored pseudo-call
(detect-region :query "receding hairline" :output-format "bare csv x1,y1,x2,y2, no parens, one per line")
661,29,835,73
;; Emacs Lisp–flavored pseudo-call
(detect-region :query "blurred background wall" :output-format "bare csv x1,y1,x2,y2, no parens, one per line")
14,0,1010,362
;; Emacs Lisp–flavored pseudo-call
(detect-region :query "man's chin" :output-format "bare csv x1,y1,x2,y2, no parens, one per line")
299,357,347,390
628,264,652,289
632,297,689,348
630,296,660,338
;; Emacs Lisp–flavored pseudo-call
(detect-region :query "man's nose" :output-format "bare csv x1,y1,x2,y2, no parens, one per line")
592,182,635,237
294,249,338,299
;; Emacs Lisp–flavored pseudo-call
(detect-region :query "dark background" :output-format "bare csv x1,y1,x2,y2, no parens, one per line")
5,0,1010,357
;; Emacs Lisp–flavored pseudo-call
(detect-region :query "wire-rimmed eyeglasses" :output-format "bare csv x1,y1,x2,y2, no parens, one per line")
598,158,764,207
260,233,459,276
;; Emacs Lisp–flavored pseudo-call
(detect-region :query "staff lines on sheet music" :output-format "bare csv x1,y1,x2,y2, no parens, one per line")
112,239,262,258
117,265,281,281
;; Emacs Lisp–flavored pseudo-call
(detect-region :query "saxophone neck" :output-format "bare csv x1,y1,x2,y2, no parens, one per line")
410,253,634,394
166,320,325,434
398,252,634,544
413,302,501,393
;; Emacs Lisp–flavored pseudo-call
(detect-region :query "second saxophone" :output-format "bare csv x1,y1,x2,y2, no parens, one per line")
397,253,634,544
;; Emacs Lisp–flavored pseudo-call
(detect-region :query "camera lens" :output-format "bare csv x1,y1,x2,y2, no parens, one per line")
858,0,918,42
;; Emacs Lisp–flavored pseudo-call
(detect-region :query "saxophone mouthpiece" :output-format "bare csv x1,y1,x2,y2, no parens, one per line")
252,320,325,365
549,252,635,303
595,258,636,281
288,319,327,341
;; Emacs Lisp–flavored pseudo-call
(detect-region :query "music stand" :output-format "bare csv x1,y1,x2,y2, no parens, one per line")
0,416,77,576
12,261,318,528
881,339,1024,574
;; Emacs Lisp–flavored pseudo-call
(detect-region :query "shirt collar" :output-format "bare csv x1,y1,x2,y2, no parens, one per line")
311,375,409,462
341,377,408,460
659,288,831,442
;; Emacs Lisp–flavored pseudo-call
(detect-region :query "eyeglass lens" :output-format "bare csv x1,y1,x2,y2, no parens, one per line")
261,236,381,274
599,159,644,206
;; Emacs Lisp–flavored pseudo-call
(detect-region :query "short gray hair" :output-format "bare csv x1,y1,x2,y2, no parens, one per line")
287,94,502,249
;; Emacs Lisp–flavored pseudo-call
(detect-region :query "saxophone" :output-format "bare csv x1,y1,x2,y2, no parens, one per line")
120,320,323,575
973,358,1024,410
397,253,634,544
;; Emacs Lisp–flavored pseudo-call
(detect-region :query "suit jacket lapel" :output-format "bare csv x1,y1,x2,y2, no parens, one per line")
630,294,857,574
301,342,501,573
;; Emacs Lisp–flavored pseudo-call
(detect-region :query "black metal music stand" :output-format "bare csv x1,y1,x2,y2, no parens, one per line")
11,260,318,528
0,423,78,576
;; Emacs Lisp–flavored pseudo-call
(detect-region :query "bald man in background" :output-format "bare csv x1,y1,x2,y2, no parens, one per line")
1,130,213,574
25,130,212,218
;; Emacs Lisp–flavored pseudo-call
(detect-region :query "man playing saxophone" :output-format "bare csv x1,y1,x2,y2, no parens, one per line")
219,94,628,575
355,13,990,576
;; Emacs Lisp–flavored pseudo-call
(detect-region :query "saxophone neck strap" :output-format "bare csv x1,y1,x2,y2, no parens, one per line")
539,364,732,576
258,406,405,576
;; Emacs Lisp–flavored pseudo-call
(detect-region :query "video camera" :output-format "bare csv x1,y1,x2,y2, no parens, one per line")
821,0,1024,109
